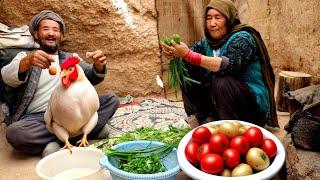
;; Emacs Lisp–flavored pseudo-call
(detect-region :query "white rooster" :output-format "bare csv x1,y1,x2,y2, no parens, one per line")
44,56,99,153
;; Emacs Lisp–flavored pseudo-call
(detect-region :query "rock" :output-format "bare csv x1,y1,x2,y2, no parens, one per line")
283,134,320,180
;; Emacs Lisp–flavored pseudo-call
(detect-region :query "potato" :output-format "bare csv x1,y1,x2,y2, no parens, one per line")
231,163,253,177
219,122,238,138
246,147,270,171
238,126,247,135
232,121,243,130
220,168,231,177
238,125,251,135
206,124,219,135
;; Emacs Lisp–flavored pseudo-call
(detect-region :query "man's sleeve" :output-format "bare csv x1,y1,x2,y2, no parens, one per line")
1,52,29,87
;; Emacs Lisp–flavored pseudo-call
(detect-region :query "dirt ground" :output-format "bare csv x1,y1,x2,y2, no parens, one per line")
0,122,40,180
0,108,290,180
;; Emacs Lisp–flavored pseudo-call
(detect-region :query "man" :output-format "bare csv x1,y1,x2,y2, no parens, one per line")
1,10,119,157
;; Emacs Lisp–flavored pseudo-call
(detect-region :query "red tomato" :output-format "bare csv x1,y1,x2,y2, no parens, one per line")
192,126,212,144
230,136,250,155
200,153,224,175
244,127,263,147
197,143,211,162
222,148,240,168
185,142,199,165
209,134,230,154
261,138,277,159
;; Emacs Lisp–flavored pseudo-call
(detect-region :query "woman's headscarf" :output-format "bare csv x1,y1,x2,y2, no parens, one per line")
29,10,65,38
204,0,242,48
205,0,279,127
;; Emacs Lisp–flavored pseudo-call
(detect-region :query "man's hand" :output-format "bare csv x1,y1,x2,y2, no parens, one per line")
86,50,107,73
19,50,55,73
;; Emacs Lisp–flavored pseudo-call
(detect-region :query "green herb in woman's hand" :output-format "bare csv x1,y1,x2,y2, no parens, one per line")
172,34,180,44
163,36,172,46
162,34,200,96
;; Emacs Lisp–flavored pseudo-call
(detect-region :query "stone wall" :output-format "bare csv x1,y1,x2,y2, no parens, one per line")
0,0,162,97
1,0,319,97
236,0,320,82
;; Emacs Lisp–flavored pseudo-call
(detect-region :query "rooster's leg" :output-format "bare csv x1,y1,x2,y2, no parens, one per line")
52,123,73,153
77,133,89,147
61,140,73,153
77,112,98,147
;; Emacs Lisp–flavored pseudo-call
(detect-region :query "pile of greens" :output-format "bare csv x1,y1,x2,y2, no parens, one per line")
93,126,191,174
105,143,174,174
93,125,190,149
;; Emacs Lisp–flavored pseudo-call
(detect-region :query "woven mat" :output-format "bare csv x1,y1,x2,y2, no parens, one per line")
106,98,188,136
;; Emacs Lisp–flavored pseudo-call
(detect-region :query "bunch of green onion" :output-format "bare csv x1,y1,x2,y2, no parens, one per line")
163,34,200,95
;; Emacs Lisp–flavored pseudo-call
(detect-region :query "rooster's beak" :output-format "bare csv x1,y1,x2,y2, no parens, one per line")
61,70,67,77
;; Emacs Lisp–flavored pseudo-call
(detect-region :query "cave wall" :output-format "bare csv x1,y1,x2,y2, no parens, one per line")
0,0,162,97
1,0,319,97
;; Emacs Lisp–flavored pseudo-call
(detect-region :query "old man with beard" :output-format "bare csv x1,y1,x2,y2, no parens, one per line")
1,10,119,157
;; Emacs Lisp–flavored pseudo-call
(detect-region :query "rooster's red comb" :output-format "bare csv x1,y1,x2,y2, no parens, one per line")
61,56,80,69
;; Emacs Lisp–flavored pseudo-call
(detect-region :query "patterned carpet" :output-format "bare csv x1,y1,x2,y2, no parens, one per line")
106,98,189,136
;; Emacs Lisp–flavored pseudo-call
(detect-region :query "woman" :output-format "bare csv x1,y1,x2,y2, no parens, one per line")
162,0,278,128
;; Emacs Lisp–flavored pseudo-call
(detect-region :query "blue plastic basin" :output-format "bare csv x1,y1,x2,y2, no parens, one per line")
100,140,180,180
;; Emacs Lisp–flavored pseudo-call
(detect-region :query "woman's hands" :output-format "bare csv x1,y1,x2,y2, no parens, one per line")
161,38,222,72
161,40,190,59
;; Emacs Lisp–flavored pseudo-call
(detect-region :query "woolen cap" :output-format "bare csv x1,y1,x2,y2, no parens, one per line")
29,10,65,38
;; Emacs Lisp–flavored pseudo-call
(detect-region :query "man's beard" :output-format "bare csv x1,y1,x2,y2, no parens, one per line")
40,44,58,54
38,35,62,54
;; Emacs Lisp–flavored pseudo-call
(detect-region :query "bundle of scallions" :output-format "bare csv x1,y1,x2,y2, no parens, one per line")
163,34,200,95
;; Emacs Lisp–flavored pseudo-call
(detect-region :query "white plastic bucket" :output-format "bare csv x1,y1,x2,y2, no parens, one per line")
36,147,109,180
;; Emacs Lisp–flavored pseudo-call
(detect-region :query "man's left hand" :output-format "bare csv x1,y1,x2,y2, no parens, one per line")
86,50,107,73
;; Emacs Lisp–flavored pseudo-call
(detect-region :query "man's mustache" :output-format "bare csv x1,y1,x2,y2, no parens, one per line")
44,35,56,41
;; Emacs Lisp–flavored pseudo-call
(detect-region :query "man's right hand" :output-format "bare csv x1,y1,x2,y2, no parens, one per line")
19,50,55,73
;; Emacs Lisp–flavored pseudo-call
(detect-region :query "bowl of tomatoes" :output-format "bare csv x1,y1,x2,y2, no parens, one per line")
177,120,285,180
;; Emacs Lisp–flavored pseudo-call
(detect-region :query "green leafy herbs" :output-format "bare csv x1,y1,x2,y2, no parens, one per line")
120,154,166,174
163,36,172,46
93,126,191,174
162,34,200,96
93,126,191,150
172,34,181,44
105,143,174,174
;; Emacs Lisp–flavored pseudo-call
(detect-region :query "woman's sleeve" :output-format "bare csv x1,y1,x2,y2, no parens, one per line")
184,40,213,83
189,39,206,54
217,32,257,75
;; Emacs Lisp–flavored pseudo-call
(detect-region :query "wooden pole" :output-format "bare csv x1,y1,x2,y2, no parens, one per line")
276,71,312,112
